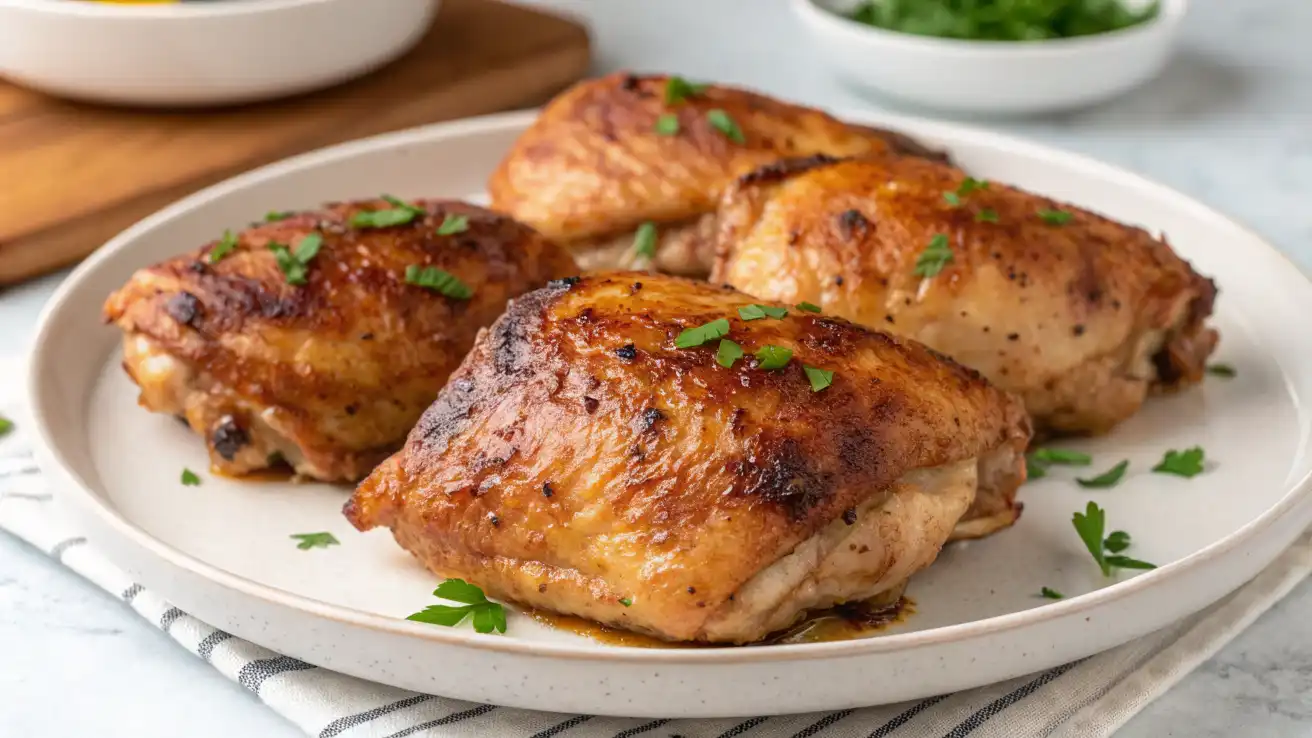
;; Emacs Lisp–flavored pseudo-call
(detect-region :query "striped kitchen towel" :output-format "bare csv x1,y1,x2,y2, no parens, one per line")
1,356,1310,738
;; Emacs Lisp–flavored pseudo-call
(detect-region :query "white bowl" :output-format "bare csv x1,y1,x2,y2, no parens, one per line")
0,0,440,107
792,0,1186,115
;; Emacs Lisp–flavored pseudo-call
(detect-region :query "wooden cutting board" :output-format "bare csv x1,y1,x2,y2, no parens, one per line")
0,0,590,285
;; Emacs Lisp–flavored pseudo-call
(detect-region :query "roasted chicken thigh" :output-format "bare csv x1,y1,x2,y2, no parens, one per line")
488,73,943,278
104,200,576,482
346,273,1030,643
713,155,1218,436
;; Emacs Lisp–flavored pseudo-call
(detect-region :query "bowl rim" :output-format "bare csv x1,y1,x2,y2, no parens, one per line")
25,107,1312,664
0,0,349,20
792,0,1188,56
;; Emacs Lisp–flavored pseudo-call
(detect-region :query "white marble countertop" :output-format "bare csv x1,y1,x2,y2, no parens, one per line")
3,1,1311,736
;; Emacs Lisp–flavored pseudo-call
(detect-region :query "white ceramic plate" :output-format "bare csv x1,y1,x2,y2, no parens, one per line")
28,111,1312,718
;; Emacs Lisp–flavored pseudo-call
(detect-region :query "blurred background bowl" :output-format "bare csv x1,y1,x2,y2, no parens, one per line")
791,0,1187,116
0,0,440,107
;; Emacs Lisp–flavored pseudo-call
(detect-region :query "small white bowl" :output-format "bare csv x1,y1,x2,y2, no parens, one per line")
792,0,1186,116
0,0,440,107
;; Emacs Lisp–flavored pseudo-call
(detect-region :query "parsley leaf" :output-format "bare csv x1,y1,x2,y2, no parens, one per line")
942,192,961,207
1072,501,1109,576
1030,448,1092,466
1104,530,1131,553
1077,460,1130,488
654,114,680,136
633,222,658,259
404,265,473,299
0,414,12,438
1026,457,1047,480
755,344,793,370
209,230,239,263
675,318,731,348
1206,363,1236,378
738,304,787,321
619,597,633,607
265,211,293,223
436,214,469,236
914,234,953,277
796,301,822,313
1105,555,1156,570
407,578,507,634
716,339,744,368
1039,587,1063,599
290,532,339,550
268,233,322,285
1152,447,1205,478
975,208,1000,223
664,76,708,105
1038,209,1074,225
958,177,989,195
707,109,746,144
804,365,834,392
351,195,426,229
180,468,201,486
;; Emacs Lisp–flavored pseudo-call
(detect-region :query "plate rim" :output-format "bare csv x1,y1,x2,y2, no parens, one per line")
28,108,1312,665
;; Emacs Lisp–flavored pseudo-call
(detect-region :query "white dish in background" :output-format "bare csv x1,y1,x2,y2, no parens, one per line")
0,0,439,107
27,110,1312,718
792,0,1186,116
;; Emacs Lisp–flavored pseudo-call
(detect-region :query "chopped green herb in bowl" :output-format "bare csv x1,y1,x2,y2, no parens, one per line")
845,0,1161,42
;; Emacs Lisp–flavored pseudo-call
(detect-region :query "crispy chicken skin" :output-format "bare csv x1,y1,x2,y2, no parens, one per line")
103,200,577,482
346,273,1030,643
713,155,1218,437
487,72,944,278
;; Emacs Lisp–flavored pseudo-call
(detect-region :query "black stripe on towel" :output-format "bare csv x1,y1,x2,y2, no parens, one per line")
121,583,144,603
159,607,186,633
942,661,1082,737
197,631,234,662
612,718,671,737
792,709,855,737
237,655,316,693
382,704,498,738
717,716,772,737
531,715,596,738
318,695,435,738
49,537,86,561
867,696,947,738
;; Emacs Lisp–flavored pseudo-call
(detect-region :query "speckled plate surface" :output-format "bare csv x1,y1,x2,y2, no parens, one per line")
26,111,1312,717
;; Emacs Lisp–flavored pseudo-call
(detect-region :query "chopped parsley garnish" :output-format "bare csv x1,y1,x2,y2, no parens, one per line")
633,222,658,258
1072,502,1155,577
265,211,293,222
435,214,469,236
675,318,731,348
269,233,323,285
1038,209,1074,225
209,230,239,263
737,304,788,321
0,414,12,437
706,109,746,144
404,265,473,299
804,365,834,392
944,178,989,207
1206,363,1236,378
619,597,633,607
180,468,201,486
942,192,961,207
1039,587,1063,600
351,195,425,229
975,208,999,223
796,301,822,313
406,578,507,634
290,532,339,550
1152,447,1205,478
664,76,708,105
654,114,680,136
1030,448,1092,465
914,234,953,277
846,0,1160,41
1025,457,1047,480
1077,460,1130,488
716,339,744,368
755,344,793,370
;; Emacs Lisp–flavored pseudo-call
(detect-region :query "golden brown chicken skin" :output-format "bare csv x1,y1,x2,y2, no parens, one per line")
103,200,577,482
713,155,1218,437
346,273,1030,643
487,72,943,278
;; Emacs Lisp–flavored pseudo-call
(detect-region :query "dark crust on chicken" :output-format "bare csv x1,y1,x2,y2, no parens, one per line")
712,154,1219,436
346,273,1030,641
103,200,577,481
